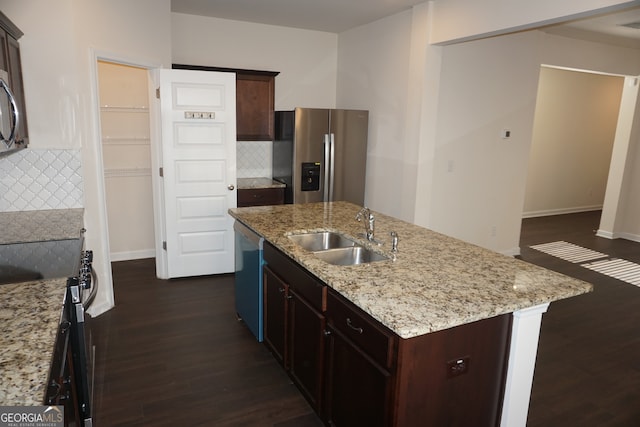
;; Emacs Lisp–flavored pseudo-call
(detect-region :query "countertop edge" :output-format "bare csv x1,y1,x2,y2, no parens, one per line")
229,203,593,339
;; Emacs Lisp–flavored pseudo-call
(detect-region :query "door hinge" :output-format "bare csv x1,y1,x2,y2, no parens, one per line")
159,167,164,177
162,241,167,250
156,87,160,99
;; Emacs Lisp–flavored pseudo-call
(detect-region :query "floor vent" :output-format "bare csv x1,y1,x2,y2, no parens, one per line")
529,241,608,263
582,258,640,286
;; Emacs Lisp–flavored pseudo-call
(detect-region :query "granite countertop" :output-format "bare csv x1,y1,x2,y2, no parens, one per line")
229,201,593,339
0,279,67,405
237,177,286,190
0,208,84,405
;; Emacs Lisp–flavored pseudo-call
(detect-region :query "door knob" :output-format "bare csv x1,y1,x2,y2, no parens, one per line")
228,184,235,191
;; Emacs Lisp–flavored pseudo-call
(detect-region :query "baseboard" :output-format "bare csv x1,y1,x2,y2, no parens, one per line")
596,229,615,239
522,205,602,219
110,249,156,262
595,229,640,243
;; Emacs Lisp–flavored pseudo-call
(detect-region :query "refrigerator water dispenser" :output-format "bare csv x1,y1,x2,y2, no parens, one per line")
301,162,321,191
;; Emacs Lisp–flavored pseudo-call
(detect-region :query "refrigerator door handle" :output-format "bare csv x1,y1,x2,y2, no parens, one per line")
323,133,331,201
329,133,336,201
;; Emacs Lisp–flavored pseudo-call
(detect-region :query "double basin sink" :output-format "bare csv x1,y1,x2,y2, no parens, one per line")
288,231,389,266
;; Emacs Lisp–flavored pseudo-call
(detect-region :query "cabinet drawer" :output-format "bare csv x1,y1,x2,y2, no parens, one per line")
327,290,395,369
264,242,325,311
238,188,284,207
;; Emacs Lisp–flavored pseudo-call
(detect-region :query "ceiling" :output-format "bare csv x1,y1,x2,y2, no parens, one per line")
170,0,640,47
170,0,426,33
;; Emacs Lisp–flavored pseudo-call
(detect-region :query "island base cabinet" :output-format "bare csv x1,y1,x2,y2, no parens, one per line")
324,325,392,427
393,313,512,427
263,243,327,412
326,289,512,427
264,242,512,427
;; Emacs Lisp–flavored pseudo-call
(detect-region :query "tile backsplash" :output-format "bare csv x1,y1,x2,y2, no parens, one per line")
237,140,272,179
0,149,84,212
0,142,270,212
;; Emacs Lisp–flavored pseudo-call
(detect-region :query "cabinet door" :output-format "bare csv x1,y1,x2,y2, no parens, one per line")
263,266,288,366
288,288,325,410
324,325,392,427
236,73,275,141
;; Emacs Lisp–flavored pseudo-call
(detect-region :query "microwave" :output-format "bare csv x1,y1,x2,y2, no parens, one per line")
0,69,25,157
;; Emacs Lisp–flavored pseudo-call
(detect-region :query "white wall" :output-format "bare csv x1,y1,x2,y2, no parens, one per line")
425,30,640,253
336,3,640,254
618,83,640,239
171,13,338,110
524,67,624,217
427,31,542,254
337,9,416,219
600,77,640,240
0,0,172,316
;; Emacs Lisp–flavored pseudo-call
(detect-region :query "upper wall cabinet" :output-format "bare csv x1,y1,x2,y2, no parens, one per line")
173,64,279,141
236,71,278,141
0,11,27,147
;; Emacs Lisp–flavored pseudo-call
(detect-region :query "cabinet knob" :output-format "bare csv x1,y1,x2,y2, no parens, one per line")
323,329,332,337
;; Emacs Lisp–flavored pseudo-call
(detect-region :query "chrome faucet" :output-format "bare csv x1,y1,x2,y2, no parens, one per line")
355,207,375,241
390,231,399,253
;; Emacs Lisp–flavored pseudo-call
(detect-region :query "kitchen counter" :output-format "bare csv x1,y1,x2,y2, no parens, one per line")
237,177,286,190
229,201,592,339
0,279,67,405
0,208,84,405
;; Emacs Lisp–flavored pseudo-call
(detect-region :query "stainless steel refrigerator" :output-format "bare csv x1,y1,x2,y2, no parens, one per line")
273,108,369,205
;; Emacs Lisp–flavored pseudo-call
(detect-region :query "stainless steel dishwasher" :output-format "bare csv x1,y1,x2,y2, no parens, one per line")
233,221,264,342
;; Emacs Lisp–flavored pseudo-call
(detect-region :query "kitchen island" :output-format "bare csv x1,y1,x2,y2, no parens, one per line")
229,201,592,426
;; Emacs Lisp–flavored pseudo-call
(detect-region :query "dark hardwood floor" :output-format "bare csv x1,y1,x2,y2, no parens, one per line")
520,211,640,427
92,211,640,426
91,261,323,426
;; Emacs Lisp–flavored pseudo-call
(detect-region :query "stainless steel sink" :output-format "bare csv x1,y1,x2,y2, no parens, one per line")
288,231,357,252
312,246,389,266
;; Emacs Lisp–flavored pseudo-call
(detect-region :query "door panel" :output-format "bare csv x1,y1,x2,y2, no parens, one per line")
293,108,328,204
330,109,368,205
160,69,236,278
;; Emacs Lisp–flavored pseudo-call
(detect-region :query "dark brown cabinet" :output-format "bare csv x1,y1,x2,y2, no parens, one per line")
236,71,277,141
288,288,325,409
237,187,284,207
324,290,394,426
262,240,511,426
0,11,28,146
263,242,326,411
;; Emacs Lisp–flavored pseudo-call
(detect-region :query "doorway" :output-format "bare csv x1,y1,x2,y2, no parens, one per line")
97,61,155,261
523,66,625,223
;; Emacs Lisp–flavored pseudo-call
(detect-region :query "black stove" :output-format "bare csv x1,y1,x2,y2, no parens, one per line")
0,238,83,285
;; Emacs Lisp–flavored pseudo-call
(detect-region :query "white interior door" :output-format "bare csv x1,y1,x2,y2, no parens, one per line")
159,69,237,278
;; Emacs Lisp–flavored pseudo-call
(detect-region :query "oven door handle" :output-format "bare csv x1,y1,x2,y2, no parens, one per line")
82,269,98,310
